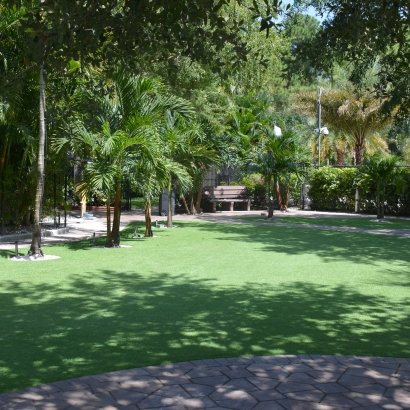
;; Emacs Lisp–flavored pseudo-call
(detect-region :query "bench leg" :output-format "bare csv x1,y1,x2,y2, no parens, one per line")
246,201,250,211
229,202,234,211
212,202,216,213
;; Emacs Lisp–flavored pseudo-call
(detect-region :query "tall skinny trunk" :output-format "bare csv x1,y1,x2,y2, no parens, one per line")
189,188,195,214
282,185,289,210
181,195,190,214
0,143,7,179
276,181,282,211
144,200,153,237
105,199,113,247
167,178,172,228
111,184,122,245
29,63,46,256
195,186,204,213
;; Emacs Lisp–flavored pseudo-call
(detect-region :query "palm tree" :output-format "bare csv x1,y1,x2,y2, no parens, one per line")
359,154,402,219
161,113,217,224
295,89,393,166
56,121,144,247
255,128,304,217
56,70,195,242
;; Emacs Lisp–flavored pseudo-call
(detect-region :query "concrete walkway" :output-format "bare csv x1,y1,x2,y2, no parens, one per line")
1,208,410,250
1,355,409,409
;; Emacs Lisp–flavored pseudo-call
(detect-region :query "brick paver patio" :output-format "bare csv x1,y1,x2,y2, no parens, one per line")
1,355,409,409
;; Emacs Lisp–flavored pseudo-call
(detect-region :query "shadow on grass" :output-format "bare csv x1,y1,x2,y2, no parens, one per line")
58,222,149,251
235,216,410,230
1,269,409,394
184,221,410,267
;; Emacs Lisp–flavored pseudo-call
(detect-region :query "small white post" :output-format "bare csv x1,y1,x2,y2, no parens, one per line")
355,188,359,213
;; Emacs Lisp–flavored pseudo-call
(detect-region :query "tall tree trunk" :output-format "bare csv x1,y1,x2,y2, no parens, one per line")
111,184,122,245
181,195,190,214
29,63,46,256
167,178,173,228
282,185,289,211
144,200,153,237
354,134,366,166
194,169,205,213
189,188,195,214
0,170,4,236
105,199,113,247
195,186,204,213
336,148,344,166
0,143,7,180
275,181,282,211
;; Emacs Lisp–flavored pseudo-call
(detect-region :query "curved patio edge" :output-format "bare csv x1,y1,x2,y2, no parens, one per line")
1,355,409,409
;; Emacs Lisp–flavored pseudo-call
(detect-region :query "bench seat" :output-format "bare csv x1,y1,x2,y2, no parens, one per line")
203,186,251,212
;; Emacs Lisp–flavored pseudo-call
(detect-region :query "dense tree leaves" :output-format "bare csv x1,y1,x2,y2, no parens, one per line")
292,0,410,118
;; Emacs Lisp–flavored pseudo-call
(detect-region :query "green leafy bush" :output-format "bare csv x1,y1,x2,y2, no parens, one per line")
308,166,410,215
242,173,266,207
308,167,357,212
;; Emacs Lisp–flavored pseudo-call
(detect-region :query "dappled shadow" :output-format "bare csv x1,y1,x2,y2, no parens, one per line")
58,222,148,251
187,221,410,267
0,269,409,394
235,215,410,230
0,249,17,259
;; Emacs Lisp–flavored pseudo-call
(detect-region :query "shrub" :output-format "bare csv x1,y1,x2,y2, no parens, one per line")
308,166,410,216
242,173,266,207
308,167,357,212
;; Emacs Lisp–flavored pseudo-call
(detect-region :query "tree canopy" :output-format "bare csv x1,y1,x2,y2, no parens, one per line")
292,0,410,118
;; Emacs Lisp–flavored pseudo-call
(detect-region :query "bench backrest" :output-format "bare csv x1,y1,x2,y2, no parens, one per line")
203,186,248,199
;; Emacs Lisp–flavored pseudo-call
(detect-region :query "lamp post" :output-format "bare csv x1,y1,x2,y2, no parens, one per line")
317,88,322,167
315,88,329,167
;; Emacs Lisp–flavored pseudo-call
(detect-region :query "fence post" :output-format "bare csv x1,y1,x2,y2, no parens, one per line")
355,188,359,213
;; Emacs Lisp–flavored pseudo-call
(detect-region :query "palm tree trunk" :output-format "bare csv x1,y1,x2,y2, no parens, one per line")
29,63,46,256
181,195,190,214
167,178,172,228
276,181,282,211
195,186,204,213
105,199,113,247
0,143,7,179
194,169,205,213
111,184,122,245
144,200,153,237
189,188,195,214
0,144,6,235
354,134,366,166
283,185,289,210
336,148,344,166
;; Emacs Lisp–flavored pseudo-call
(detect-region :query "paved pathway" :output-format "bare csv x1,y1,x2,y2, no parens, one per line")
1,355,410,409
2,209,410,250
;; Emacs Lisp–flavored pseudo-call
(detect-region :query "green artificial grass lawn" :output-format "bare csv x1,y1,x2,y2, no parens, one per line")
1,220,410,393
236,215,410,230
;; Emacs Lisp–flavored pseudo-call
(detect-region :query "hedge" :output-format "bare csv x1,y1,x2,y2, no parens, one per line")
308,167,410,216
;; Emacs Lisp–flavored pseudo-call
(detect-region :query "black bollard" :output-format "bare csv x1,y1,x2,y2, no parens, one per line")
93,232,96,247
15,241,18,258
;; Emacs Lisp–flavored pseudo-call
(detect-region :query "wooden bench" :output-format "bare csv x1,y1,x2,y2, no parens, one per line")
202,186,250,212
